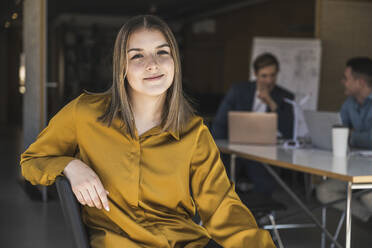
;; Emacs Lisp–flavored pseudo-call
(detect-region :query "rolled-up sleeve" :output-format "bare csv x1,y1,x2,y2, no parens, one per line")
190,125,276,247
20,97,80,186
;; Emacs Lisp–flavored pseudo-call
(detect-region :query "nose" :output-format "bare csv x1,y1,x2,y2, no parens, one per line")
146,55,159,71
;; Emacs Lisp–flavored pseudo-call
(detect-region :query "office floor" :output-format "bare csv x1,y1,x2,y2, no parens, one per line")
1,125,371,248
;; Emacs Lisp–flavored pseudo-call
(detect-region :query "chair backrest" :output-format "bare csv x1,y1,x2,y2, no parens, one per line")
55,176,90,248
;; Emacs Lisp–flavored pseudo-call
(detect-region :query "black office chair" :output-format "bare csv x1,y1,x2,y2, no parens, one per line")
55,176,90,248
55,175,238,248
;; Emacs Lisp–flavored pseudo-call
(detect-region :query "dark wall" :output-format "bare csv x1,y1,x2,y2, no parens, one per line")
183,0,315,94
0,30,9,124
0,27,22,126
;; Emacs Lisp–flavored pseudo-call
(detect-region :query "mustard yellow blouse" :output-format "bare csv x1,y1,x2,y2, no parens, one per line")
21,93,276,248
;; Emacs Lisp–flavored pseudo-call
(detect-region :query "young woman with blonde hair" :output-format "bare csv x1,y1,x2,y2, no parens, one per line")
21,15,275,248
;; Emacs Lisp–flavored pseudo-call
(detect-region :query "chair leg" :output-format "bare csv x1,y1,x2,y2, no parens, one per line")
268,212,284,248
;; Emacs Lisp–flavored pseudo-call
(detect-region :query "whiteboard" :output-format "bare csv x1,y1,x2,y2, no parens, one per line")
250,37,322,110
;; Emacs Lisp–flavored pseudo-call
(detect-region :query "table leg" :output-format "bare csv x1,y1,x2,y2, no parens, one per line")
262,163,343,248
331,211,346,248
321,207,326,248
345,182,352,248
321,176,327,248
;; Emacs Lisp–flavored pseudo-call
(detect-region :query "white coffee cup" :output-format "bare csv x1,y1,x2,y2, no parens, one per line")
332,126,349,157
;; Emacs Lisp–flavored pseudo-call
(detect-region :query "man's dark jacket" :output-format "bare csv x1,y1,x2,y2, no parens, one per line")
211,81,294,140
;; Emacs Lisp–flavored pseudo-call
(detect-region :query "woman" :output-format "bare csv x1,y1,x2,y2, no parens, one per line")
21,15,275,248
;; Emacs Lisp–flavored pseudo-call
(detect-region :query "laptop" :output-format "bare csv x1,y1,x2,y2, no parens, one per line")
228,111,277,145
304,110,342,150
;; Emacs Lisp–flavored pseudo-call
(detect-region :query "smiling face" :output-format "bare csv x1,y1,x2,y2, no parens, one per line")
126,28,175,99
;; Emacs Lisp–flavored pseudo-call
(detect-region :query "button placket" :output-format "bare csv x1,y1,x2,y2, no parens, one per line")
131,137,143,207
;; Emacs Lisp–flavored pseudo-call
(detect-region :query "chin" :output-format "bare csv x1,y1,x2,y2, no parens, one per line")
144,87,170,97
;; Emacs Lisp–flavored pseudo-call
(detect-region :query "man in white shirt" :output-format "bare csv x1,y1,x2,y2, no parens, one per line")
212,53,294,195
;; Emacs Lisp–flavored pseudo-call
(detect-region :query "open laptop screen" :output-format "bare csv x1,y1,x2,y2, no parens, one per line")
228,111,277,145
304,110,342,150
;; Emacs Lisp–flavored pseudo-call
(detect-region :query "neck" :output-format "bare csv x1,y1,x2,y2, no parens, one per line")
355,87,372,105
130,92,166,135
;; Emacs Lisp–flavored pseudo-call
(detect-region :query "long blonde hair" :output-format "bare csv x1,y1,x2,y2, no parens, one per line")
99,15,194,138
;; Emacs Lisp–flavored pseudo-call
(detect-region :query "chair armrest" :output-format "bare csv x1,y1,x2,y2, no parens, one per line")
56,176,90,248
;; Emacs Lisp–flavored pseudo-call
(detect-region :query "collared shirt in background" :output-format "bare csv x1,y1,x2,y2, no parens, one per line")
340,93,372,149
252,90,267,113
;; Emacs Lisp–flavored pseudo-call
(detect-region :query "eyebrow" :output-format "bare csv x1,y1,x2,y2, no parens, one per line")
127,43,170,53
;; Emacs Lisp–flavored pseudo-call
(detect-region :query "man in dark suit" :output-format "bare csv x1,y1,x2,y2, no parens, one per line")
212,53,294,195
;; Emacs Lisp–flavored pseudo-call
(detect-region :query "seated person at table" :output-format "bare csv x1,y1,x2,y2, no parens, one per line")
20,15,276,247
211,53,294,195
317,57,372,222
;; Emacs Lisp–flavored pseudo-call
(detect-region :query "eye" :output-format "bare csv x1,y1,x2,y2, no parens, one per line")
157,50,170,55
130,54,143,60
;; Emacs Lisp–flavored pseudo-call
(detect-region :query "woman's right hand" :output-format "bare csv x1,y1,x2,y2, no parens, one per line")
63,159,110,211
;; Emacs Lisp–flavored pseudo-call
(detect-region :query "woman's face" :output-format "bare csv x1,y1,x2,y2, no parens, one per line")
126,29,175,99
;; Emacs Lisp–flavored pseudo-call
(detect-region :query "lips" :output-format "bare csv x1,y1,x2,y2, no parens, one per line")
144,74,164,80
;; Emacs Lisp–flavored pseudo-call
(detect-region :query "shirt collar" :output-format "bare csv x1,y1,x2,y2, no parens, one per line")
367,92,372,101
167,130,180,140
351,92,372,108
139,126,180,140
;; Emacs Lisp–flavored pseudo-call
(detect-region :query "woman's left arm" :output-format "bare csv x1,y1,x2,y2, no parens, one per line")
190,125,276,248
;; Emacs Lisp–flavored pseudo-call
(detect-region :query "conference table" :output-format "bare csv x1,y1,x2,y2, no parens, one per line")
215,140,372,248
